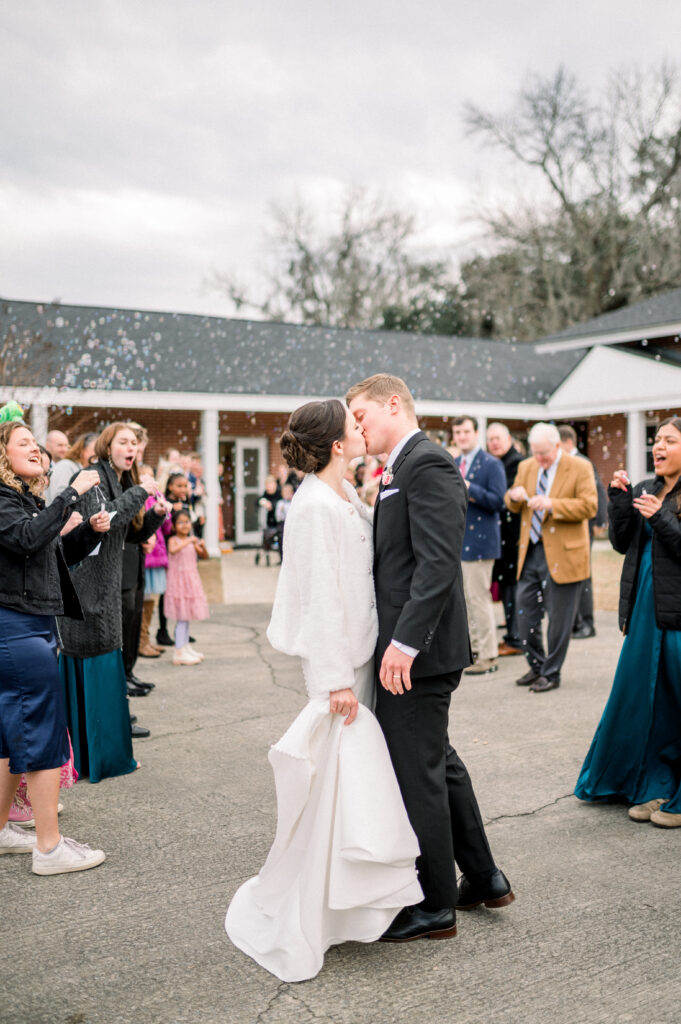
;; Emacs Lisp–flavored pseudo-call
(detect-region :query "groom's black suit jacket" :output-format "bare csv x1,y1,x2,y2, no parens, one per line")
373,431,472,680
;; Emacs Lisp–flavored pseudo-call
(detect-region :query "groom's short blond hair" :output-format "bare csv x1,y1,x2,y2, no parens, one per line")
346,374,415,415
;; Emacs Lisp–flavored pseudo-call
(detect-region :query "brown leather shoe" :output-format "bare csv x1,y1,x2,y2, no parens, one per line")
138,642,161,658
516,669,540,686
498,642,523,657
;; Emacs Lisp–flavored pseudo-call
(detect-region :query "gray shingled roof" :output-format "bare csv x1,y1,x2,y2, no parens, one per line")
540,286,681,344
1,298,585,405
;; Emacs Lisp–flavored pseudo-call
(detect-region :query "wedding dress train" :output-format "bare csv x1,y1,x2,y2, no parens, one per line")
225,660,422,983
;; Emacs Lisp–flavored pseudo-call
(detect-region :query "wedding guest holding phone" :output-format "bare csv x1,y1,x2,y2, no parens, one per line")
0,420,110,874
575,417,681,827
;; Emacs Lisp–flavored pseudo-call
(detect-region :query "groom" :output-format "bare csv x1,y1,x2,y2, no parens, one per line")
347,374,514,941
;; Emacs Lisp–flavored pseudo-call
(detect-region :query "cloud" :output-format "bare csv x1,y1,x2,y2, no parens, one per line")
2,1,681,315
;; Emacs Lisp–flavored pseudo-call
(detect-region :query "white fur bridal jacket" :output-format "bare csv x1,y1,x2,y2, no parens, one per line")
266,473,377,696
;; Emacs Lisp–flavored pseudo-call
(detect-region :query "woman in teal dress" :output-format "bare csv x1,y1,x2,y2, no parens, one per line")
58,423,166,783
575,417,681,828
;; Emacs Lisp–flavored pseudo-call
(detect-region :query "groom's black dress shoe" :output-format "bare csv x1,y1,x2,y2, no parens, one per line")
516,668,540,686
456,869,515,910
529,675,560,692
379,905,457,942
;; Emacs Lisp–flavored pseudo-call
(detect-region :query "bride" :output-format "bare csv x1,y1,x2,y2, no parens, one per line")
225,399,422,982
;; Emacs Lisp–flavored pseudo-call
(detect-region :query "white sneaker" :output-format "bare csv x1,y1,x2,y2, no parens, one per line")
32,835,106,875
0,821,38,854
186,645,204,661
173,646,201,666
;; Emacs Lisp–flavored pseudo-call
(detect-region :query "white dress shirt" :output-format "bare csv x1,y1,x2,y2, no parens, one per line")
384,428,421,659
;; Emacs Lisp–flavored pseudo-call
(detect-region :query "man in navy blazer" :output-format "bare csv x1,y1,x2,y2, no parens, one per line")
453,416,507,675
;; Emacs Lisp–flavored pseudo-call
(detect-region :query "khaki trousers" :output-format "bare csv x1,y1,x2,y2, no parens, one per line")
461,559,497,662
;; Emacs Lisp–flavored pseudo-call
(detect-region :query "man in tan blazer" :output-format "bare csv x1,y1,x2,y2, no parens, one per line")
505,423,598,692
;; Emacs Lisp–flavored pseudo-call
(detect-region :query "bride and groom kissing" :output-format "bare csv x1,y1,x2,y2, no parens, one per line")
225,373,514,983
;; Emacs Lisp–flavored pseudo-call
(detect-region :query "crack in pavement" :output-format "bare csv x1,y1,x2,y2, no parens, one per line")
484,791,574,825
256,983,337,1024
255,984,288,1024
251,629,305,696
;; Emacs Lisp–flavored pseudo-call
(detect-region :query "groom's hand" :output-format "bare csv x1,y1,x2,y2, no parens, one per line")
329,687,359,725
380,644,415,695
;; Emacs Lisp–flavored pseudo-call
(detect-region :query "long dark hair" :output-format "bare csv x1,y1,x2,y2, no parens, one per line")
279,400,347,473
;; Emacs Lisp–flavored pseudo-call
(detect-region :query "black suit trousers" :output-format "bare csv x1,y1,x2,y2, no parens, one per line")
375,669,495,910
121,583,144,677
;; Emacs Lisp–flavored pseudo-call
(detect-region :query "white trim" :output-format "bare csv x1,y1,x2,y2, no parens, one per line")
413,399,545,419
200,409,221,558
545,346,681,418
536,320,681,353
3,386,546,422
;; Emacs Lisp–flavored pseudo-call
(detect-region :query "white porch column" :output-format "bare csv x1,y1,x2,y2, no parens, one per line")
29,403,48,444
200,408,221,557
626,410,646,485
476,414,488,444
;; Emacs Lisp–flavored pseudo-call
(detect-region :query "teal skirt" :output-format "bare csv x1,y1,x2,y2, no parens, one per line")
60,649,137,784
575,533,681,813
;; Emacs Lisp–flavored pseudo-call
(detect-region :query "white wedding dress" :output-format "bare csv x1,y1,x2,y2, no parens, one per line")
225,475,422,983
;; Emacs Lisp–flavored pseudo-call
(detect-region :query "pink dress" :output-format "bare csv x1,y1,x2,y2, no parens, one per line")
165,542,209,622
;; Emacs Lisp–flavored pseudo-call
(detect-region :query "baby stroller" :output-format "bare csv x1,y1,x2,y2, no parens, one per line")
255,505,282,566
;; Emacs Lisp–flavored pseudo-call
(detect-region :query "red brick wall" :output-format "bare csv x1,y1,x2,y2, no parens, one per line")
585,414,627,483
41,406,202,467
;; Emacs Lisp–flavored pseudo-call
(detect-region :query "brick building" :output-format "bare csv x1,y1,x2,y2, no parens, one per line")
2,290,681,552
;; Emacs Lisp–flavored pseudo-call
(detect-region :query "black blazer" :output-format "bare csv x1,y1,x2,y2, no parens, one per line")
373,431,472,679
609,475,681,633
0,481,100,619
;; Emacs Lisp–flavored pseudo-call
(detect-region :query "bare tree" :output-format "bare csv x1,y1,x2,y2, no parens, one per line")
462,64,681,338
208,189,465,333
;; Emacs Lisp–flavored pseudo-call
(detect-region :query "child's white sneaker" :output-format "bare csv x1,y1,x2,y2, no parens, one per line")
173,646,200,666
0,821,37,854
187,646,204,661
32,835,106,875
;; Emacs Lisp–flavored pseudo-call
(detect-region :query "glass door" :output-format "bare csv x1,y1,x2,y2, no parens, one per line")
235,437,269,546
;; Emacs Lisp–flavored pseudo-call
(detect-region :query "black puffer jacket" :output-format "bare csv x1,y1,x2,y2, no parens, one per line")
58,460,164,658
0,481,100,618
609,475,681,633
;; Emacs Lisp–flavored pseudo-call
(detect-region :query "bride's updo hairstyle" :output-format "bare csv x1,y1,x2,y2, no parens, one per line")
279,400,348,473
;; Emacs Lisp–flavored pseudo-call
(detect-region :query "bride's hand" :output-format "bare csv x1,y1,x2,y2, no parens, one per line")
329,687,358,725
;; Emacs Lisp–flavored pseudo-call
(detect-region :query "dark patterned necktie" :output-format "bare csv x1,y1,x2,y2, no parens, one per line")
530,469,549,544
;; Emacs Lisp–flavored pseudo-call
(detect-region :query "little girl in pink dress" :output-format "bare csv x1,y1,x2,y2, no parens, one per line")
165,509,209,666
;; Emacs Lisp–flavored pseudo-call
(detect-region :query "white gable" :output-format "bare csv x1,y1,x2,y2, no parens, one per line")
546,346,681,417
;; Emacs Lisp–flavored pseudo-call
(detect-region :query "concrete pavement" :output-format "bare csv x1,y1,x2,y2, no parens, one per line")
2,564,680,1024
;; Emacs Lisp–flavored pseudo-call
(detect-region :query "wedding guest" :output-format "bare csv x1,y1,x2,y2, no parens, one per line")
155,472,191,646
139,481,169,659
0,421,108,874
452,416,506,676
558,425,607,639
486,422,523,657
46,432,98,505
166,509,209,667
58,423,165,778
575,417,681,828
44,430,70,464
506,422,598,692
121,431,167,696
188,452,206,539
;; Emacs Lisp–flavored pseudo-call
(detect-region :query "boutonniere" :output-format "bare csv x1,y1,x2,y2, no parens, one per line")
381,469,393,486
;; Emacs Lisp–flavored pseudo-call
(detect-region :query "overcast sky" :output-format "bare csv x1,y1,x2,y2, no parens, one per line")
2,1,679,319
